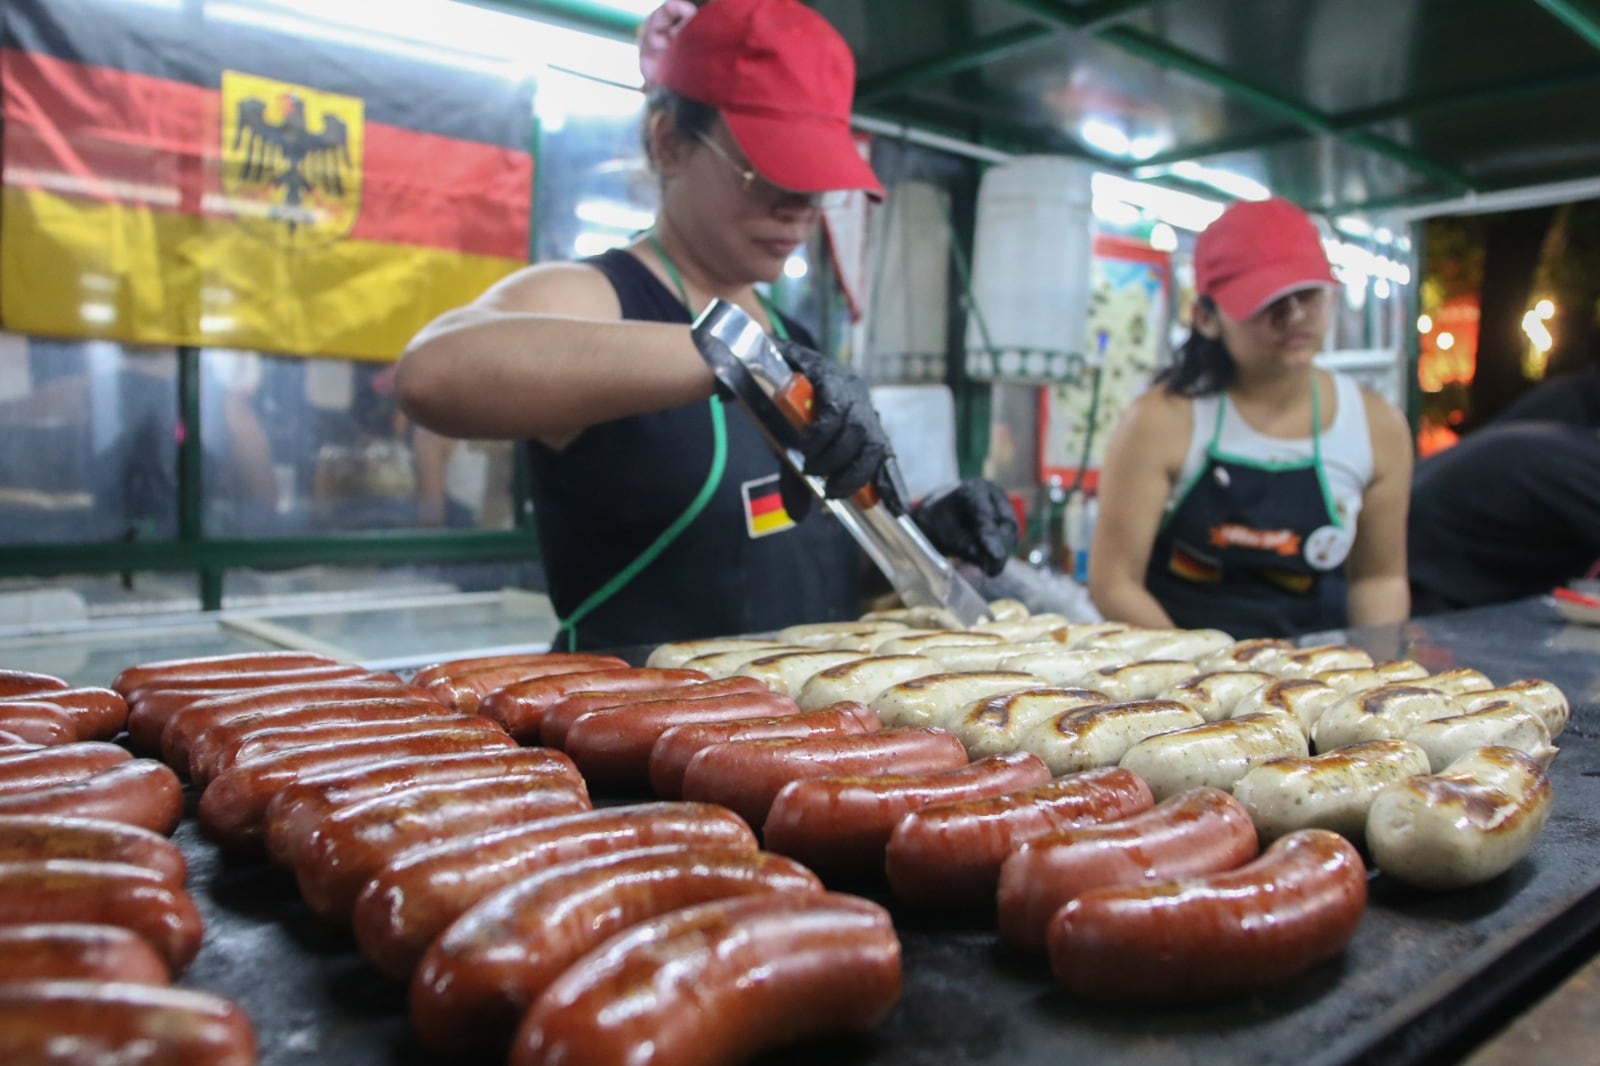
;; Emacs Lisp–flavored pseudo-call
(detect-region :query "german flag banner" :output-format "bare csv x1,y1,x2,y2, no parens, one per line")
1,0,534,359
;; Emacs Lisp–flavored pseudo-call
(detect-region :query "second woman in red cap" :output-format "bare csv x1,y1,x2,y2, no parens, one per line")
1088,198,1413,638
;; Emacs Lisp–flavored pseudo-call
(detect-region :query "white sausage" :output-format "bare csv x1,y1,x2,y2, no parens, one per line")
1161,671,1275,722
1316,660,1429,695
776,620,908,648
1366,746,1553,890
872,631,1007,657
1000,648,1127,686
650,639,797,670
1085,660,1202,702
922,641,1064,673
1119,713,1309,800
1410,667,1496,695
1231,739,1432,843
1230,679,1344,738
1022,699,1204,776
1455,680,1569,738
968,615,1070,641
1310,685,1459,752
1199,638,1294,673
1273,645,1376,679
869,672,1039,729
953,688,1109,758
681,644,812,677
1406,702,1557,772
796,655,945,713
735,651,868,698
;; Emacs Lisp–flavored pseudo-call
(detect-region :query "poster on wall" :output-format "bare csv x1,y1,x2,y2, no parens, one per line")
0,0,534,360
1039,234,1171,489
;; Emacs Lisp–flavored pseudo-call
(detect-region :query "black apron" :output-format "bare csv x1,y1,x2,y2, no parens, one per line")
526,248,862,651
1144,377,1354,638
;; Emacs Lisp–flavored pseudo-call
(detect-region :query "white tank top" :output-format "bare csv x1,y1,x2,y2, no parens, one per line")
1167,371,1374,531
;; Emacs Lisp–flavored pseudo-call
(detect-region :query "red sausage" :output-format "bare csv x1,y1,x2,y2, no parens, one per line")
0,688,127,742
262,747,585,868
764,752,1053,876
512,893,901,1066
295,778,591,922
125,662,370,705
416,650,626,683
0,701,77,746
884,768,1155,910
0,981,255,1064
561,689,804,790
0,669,70,698
352,802,757,979
538,676,771,749
424,655,630,714
0,923,172,985
1048,829,1368,1002
0,743,133,797
480,668,710,743
996,786,1260,954
198,713,500,786
125,664,374,754
184,697,455,783
412,845,823,1053
112,649,336,695
681,727,971,831
649,702,883,799
160,677,437,771
0,762,185,836
0,860,204,973
0,815,187,887
198,727,519,853
0,731,31,748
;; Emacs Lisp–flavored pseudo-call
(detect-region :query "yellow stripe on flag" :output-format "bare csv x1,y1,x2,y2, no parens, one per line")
749,508,794,537
1,187,522,360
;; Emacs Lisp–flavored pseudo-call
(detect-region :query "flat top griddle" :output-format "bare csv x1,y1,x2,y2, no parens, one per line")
169,597,1600,1065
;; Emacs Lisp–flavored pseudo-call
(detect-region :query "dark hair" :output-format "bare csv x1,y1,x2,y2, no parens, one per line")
641,87,718,169
1154,296,1236,397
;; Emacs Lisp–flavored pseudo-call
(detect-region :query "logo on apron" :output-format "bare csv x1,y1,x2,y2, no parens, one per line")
1304,524,1354,571
740,474,795,539
1209,523,1303,557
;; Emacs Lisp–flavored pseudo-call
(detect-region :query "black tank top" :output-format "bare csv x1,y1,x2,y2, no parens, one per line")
525,248,864,650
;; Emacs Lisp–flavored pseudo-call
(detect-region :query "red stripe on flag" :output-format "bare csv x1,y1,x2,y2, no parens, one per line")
748,492,786,518
2,48,530,260
354,124,529,259
2,47,210,214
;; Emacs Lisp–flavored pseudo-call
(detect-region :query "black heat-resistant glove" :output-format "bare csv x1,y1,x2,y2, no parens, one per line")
773,339,908,521
911,478,1020,577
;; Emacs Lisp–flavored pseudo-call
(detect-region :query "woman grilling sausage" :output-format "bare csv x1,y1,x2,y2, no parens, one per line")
396,0,1016,650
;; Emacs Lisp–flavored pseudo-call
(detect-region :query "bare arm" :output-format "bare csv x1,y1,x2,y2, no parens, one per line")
1088,390,1192,628
1346,387,1413,628
393,259,716,447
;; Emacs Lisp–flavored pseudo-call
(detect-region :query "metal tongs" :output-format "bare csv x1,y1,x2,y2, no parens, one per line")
692,299,992,627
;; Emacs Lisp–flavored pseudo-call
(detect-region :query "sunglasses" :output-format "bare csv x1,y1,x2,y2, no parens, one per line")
695,132,850,210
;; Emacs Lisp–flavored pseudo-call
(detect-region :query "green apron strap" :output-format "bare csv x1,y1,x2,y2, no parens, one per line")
554,233,732,650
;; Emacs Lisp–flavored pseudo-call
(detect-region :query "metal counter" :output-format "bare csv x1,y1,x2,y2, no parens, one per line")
159,596,1600,1065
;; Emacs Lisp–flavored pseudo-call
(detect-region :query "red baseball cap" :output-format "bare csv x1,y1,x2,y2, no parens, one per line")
655,0,885,200
1194,198,1339,320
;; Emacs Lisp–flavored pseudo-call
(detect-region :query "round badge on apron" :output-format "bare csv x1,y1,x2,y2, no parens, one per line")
1304,524,1353,571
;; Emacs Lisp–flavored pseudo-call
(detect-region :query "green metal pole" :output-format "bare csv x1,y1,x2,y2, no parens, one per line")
175,346,223,610
1531,0,1600,53
453,0,641,40
856,23,1053,104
